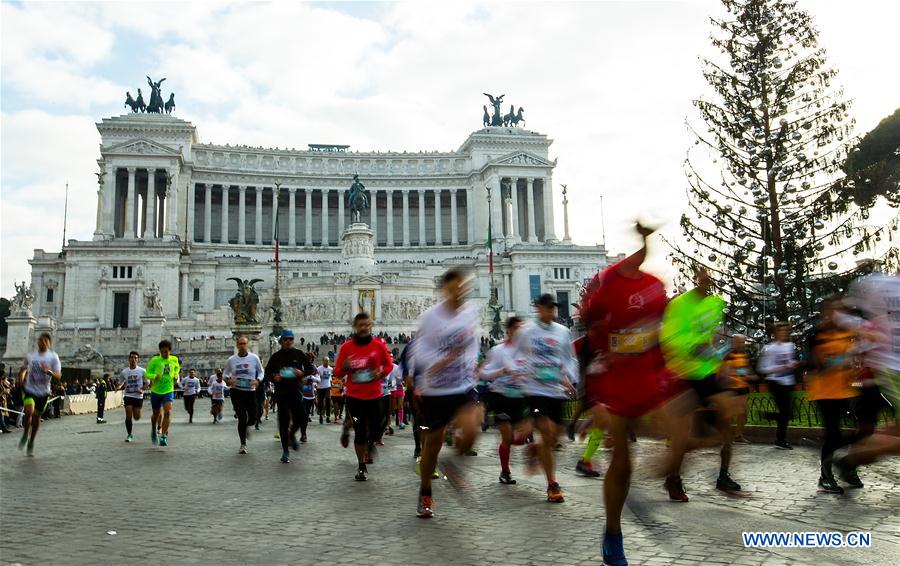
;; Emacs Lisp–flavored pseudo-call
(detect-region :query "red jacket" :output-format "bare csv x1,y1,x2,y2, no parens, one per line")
334,337,394,400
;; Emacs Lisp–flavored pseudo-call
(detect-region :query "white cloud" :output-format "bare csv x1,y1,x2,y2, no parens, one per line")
2,0,899,298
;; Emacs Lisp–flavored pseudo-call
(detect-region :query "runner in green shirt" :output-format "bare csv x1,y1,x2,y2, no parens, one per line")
660,266,742,500
145,340,180,447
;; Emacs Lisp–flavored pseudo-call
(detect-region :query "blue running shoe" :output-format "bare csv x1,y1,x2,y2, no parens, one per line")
602,531,628,566
280,451,291,463
159,434,168,447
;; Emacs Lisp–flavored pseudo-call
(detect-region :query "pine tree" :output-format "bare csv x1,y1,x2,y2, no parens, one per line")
669,0,899,342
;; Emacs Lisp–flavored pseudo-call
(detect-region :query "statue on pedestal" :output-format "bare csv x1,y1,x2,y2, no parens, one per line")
143,282,164,316
347,174,369,223
228,278,264,324
11,281,34,317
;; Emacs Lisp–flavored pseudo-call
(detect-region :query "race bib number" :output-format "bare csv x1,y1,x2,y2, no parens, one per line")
279,367,297,379
535,366,561,383
352,369,376,383
609,329,657,354
235,377,252,389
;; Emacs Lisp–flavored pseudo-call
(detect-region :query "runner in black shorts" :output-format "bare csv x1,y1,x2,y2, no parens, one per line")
17,333,62,456
413,268,483,518
478,316,529,485
116,351,148,443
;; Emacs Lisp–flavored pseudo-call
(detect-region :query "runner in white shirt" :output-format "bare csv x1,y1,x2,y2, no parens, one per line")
758,322,799,449
513,294,577,503
178,369,201,424
116,351,148,443
223,336,264,454
478,316,529,485
208,370,229,425
316,357,334,424
413,267,482,519
17,333,62,456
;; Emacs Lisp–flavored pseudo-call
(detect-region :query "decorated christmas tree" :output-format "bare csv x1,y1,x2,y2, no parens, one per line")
669,0,899,342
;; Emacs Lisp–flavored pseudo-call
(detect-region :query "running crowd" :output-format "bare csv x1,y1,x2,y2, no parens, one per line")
11,224,898,566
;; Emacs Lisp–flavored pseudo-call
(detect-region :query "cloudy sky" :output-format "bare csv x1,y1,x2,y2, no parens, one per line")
2,0,898,298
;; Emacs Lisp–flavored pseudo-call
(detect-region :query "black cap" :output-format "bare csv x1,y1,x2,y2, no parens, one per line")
534,293,558,308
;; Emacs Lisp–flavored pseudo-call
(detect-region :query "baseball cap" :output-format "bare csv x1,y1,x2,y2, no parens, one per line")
280,329,295,340
534,293,559,308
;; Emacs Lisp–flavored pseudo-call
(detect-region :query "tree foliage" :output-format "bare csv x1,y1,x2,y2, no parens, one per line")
668,0,899,342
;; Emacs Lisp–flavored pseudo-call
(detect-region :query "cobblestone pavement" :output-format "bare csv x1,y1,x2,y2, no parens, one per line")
1,401,898,565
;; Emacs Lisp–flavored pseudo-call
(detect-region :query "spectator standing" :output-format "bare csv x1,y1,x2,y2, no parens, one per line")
96,374,109,424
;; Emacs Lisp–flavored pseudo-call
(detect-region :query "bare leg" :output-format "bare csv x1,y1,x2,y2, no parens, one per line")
603,413,632,533
420,427,447,492
451,403,483,455
535,417,560,483
161,402,173,434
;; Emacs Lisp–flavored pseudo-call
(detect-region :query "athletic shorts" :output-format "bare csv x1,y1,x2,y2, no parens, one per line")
687,374,726,406
150,392,174,411
854,386,886,424
484,391,527,424
526,396,566,425
420,390,478,430
22,393,49,414
390,388,405,399
123,396,144,409
211,399,224,407
585,368,677,419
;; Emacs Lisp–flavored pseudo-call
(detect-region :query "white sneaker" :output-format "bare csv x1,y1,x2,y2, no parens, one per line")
239,445,248,454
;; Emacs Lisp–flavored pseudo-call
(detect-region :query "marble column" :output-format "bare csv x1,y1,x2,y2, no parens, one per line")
144,169,157,239
220,185,230,243
467,187,476,245
450,189,459,245
237,186,246,244
509,177,520,241
255,187,264,245
102,164,116,236
417,190,426,245
504,273,513,310
304,189,313,246
434,189,443,245
542,177,557,241
370,189,377,245
386,190,394,246
490,177,503,245
526,177,537,243
187,181,196,242
321,189,329,247
402,190,410,246
203,183,212,243
124,167,137,239
271,187,279,244
288,188,296,246
337,188,345,234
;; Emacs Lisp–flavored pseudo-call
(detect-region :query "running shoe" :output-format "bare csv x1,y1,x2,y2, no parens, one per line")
398,423,406,430
218,414,223,422
274,431,280,439
291,436,300,451
499,470,517,485
602,530,628,566
281,451,291,463
355,468,368,481
524,443,540,476
716,471,742,493
774,441,793,450
546,482,565,503
239,445,248,454
319,416,324,425
566,422,576,442
576,460,602,478
254,424,260,431
375,439,385,446
18,433,28,450
300,434,308,443
326,418,331,424
26,441,34,457
835,458,864,489
416,495,434,518
665,475,689,502
465,448,478,456
125,434,133,443
151,429,158,446
212,417,217,424
818,475,844,494
340,432,350,448
159,434,168,447
733,435,751,444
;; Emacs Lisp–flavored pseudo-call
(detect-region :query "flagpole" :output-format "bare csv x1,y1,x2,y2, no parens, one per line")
61,182,69,251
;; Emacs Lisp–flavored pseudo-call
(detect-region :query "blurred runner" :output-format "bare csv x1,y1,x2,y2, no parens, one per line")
264,329,317,463
718,335,755,443
146,340,180,447
758,321,800,449
17,333,62,456
116,351,147,443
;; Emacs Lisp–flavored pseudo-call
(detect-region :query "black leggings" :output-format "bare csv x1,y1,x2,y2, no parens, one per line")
346,397,381,446
817,399,849,469
184,394,196,417
376,395,391,441
230,390,257,445
316,389,332,420
277,394,306,452
768,382,793,444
